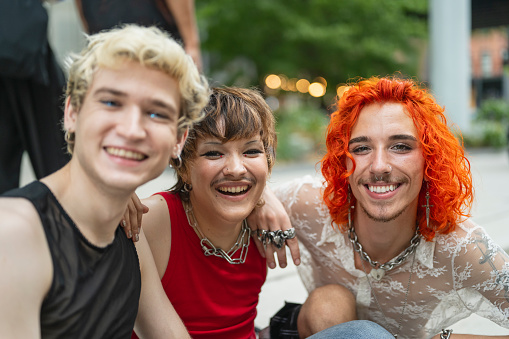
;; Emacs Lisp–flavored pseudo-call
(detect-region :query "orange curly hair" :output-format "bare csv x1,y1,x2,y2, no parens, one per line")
321,76,473,241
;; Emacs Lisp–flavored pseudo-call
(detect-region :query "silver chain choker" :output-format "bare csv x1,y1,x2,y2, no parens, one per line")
184,202,250,264
348,225,420,281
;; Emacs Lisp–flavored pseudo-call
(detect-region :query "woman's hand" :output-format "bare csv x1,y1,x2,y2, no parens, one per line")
121,192,149,242
247,187,300,269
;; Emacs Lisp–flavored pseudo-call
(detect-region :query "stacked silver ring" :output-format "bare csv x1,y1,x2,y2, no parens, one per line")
257,228,296,249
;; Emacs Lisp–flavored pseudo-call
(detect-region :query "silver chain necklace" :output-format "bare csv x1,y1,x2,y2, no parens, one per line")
361,250,416,338
184,202,250,264
348,225,420,281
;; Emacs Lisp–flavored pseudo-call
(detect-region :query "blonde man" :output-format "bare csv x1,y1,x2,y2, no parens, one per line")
0,25,208,338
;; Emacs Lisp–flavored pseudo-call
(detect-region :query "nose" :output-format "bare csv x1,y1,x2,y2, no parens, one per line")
223,153,247,177
116,107,147,140
369,150,392,177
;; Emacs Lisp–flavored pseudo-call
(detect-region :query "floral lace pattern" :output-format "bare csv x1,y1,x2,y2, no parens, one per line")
274,175,509,339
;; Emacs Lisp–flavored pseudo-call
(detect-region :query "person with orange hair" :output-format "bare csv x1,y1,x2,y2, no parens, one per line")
259,76,509,338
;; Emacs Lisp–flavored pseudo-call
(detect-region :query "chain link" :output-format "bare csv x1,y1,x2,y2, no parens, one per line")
348,225,420,271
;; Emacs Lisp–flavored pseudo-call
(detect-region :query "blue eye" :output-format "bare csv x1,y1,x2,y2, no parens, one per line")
148,112,163,119
101,100,118,107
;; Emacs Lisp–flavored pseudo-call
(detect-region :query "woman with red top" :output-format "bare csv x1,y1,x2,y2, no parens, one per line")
130,87,279,339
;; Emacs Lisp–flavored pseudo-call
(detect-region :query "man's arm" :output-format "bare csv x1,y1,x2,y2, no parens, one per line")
73,0,90,33
133,228,190,339
0,198,53,338
164,0,202,70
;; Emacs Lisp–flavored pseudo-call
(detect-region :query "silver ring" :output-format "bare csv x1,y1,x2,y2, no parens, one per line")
257,229,268,244
122,220,127,227
269,230,285,249
282,228,296,239
257,228,297,249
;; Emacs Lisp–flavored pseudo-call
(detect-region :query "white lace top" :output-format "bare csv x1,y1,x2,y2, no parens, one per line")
274,175,509,339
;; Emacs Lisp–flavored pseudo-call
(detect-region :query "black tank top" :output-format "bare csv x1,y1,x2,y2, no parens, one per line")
81,0,182,42
2,181,141,339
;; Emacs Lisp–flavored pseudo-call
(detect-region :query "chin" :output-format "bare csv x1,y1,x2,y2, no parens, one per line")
361,205,405,223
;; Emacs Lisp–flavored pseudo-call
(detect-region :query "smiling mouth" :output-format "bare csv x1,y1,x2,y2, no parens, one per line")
217,185,250,196
105,147,147,161
367,184,400,193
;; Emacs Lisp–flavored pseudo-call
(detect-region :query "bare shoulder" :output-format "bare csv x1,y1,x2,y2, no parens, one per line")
0,196,52,272
0,197,53,335
141,194,171,236
0,197,43,236
140,194,172,277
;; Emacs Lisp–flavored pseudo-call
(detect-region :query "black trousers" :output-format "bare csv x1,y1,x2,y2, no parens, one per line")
0,45,69,193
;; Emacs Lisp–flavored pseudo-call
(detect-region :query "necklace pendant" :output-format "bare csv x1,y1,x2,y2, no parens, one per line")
370,268,385,281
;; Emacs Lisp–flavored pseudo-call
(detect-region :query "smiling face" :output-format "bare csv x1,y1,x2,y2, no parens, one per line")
64,60,182,193
347,102,425,223
185,135,269,225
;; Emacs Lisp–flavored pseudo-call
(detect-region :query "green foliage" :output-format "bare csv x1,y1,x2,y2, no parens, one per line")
463,121,507,149
275,104,329,162
465,99,509,149
196,0,428,88
475,99,509,123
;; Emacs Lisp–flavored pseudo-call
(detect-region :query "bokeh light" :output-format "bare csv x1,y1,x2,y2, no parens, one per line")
296,79,310,93
265,74,281,89
308,82,326,97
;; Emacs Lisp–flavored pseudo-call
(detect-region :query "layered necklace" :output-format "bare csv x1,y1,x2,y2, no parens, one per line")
349,225,420,338
183,201,250,264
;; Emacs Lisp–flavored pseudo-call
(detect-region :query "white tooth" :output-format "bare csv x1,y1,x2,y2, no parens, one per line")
390,185,394,191
369,186,374,192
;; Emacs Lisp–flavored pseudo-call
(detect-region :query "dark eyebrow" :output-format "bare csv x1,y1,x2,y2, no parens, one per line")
389,134,418,142
348,134,418,146
348,136,369,145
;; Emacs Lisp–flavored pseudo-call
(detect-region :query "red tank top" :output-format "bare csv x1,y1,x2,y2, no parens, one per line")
132,192,266,339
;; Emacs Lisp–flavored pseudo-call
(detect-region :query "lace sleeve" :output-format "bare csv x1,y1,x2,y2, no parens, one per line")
448,220,509,327
273,175,341,292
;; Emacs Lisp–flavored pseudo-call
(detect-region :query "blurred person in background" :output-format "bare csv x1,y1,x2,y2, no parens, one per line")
0,0,69,194
75,0,202,70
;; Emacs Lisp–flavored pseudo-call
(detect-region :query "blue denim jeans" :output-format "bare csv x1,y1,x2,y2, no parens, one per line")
307,320,393,339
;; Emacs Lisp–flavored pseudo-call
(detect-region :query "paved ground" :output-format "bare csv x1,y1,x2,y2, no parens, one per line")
20,149,509,335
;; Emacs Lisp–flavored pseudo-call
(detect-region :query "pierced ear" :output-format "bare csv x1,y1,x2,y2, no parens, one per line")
63,96,78,133
179,127,189,144
172,144,181,159
175,128,189,154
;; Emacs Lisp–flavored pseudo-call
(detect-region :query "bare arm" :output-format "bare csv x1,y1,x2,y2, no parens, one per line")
133,228,190,338
122,194,171,277
0,199,52,338
164,0,202,70
73,0,89,33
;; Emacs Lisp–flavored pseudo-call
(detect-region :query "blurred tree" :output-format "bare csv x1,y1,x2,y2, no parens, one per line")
197,0,427,89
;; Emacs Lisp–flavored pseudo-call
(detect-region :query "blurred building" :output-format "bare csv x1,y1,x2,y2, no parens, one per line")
471,28,509,106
